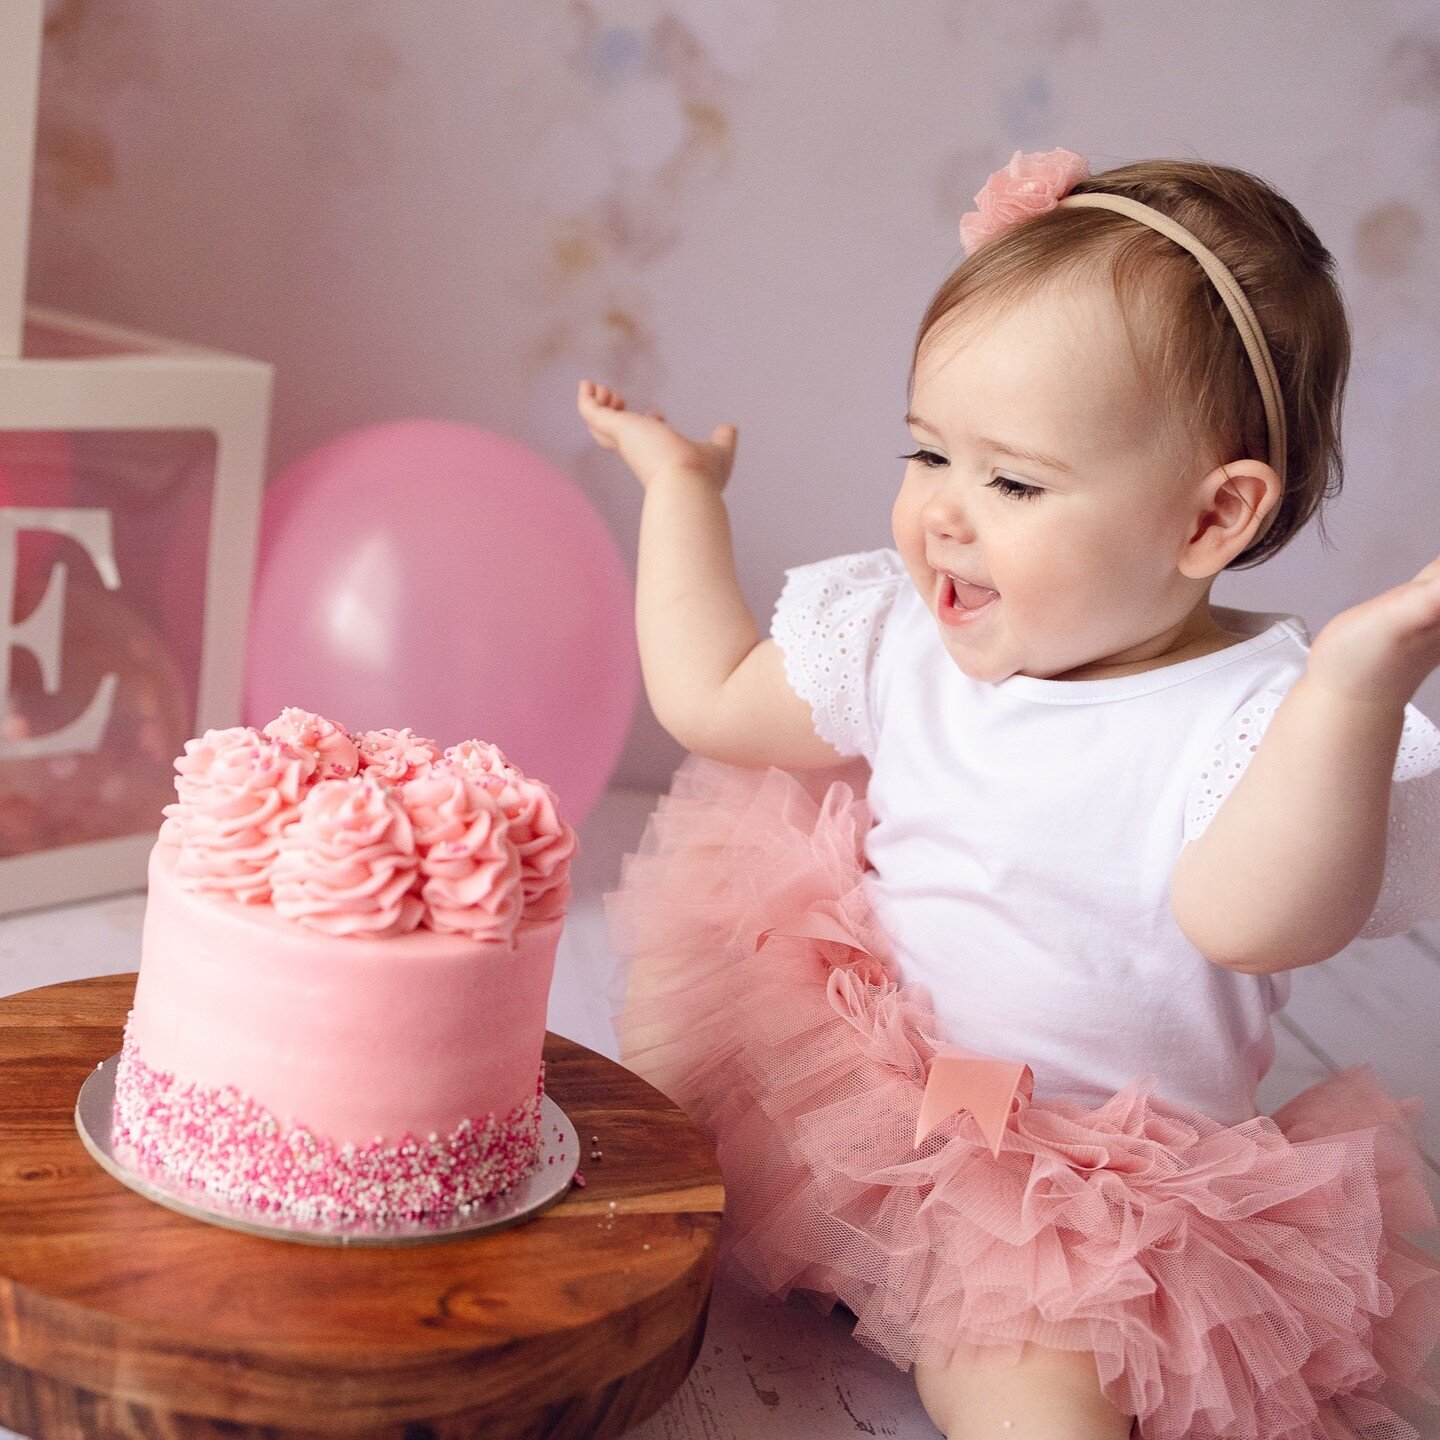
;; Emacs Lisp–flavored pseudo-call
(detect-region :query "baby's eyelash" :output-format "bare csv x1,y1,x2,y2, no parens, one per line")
898,450,1045,500
988,475,1045,500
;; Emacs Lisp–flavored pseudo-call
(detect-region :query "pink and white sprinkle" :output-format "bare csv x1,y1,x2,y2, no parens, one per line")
112,1024,545,1226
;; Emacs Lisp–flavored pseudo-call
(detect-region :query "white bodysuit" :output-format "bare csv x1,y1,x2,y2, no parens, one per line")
770,548,1440,1126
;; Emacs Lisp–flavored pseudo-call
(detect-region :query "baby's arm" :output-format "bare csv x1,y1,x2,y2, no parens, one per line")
1172,556,1440,974
1169,676,1404,974
578,380,847,770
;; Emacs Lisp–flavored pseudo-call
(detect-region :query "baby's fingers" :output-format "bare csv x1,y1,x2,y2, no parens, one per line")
578,378,629,413
577,381,625,449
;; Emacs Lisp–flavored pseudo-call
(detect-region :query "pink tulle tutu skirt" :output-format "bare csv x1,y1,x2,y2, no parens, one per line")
603,754,1440,1440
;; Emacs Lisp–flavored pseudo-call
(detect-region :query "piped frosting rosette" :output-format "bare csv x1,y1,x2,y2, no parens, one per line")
443,740,579,924
354,726,442,783
270,776,426,938
157,709,575,940
262,707,360,781
159,726,317,903
399,764,523,941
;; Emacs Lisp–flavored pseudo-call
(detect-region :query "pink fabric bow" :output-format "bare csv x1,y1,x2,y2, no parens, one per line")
916,1044,1034,1158
958,147,1092,257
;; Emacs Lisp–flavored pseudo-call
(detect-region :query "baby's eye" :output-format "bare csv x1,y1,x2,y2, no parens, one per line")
988,475,1044,501
900,452,1044,499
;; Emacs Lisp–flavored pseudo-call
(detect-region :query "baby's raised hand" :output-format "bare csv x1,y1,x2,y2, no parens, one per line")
1307,554,1440,709
577,379,738,492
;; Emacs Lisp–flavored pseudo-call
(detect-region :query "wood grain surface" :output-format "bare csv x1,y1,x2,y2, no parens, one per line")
0,973,725,1440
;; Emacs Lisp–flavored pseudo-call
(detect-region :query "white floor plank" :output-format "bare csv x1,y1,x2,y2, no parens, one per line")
1257,1011,1334,1114
0,887,144,996
625,1279,934,1440
1278,932,1440,1169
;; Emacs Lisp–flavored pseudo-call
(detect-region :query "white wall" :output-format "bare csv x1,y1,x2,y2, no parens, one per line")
30,0,1440,788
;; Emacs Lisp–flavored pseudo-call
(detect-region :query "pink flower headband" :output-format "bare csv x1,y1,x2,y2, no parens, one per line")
958,147,1092,256
956,147,1287,485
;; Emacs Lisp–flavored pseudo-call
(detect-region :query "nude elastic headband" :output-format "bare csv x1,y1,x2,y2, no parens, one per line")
1056,191,1287,483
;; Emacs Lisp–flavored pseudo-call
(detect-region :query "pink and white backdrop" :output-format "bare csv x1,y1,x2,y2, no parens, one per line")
28,0,1440,790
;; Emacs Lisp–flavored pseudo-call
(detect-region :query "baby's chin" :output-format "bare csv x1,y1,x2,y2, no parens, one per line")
937,627,1085,685
936,636,1023,686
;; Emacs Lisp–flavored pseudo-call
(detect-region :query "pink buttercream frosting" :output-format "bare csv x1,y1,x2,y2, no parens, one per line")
355,727,442,783
399,765,523,942
161,727,317,903
262,707,360,782
444,738,511,777
444,744,577,924
157,711,572,936
270,776,425,937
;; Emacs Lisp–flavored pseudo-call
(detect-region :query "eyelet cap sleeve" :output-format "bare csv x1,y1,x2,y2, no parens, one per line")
770,548,906,759
1362,702,1440,937
1183,687,1440,939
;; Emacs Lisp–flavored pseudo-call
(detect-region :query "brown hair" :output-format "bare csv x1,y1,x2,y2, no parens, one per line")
909,159,1351,569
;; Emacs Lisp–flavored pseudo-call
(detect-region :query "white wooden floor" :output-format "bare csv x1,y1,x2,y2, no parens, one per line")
2,785,1438,1439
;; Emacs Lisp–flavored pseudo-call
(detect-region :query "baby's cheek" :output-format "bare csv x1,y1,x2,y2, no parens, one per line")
1012,554,1111,643
890,490,917,547
890,500,927,577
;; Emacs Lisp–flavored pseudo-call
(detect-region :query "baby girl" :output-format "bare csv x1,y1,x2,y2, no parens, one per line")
578,148,1440,1440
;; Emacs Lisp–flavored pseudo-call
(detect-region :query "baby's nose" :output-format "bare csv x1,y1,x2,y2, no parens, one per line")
921,486,975,541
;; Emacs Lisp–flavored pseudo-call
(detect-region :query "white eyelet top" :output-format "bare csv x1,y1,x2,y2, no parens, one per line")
770,546,1440,1125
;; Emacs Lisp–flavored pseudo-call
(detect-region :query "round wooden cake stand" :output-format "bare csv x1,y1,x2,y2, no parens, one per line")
0,974,725,1440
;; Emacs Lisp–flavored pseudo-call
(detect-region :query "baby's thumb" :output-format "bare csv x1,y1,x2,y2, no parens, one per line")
710,423,738,452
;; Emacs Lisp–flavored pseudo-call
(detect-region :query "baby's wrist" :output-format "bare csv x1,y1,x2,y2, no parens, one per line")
645,461,726,495
1295,668,1412,718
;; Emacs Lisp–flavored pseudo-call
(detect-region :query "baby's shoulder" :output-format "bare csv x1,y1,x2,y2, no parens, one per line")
774,546,910,645
769,548,913,762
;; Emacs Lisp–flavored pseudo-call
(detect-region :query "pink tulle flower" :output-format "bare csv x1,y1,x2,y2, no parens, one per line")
958,147,1091,257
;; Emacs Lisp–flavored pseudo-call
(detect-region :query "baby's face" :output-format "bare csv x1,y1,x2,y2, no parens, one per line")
892,275,1211,684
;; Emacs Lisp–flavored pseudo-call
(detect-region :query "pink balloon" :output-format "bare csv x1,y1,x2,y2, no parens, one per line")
243,421,638,830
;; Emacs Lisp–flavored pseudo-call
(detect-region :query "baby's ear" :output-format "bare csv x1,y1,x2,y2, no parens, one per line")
1179,460,1281,578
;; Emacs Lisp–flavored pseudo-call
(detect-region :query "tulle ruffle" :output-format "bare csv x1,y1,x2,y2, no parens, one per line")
603,754,1440,1440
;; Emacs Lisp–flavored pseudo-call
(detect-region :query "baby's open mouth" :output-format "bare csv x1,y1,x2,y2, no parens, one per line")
939,573,1000,626
949,576,999,609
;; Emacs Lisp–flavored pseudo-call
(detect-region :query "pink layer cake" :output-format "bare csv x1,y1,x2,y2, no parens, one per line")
111,709,577,1227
